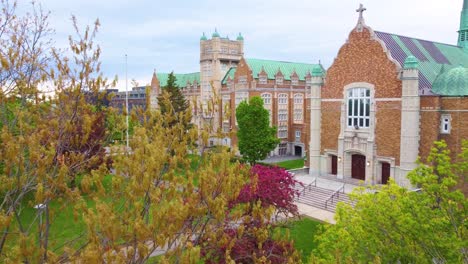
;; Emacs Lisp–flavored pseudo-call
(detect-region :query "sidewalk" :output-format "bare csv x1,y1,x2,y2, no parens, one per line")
296,203,336,224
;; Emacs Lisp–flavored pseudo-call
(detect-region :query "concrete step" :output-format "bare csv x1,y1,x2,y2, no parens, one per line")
294,184,353,212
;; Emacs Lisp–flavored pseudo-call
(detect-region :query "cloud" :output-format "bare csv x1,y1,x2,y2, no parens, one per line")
27,0,465,91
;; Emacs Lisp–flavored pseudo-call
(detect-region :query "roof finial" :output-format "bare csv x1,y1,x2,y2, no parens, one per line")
355,3,367,32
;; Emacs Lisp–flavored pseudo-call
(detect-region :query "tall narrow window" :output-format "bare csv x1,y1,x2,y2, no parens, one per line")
278,93,288,137
347,88,370,128
261,93,272,124
293,93,303,123
440,114,451,134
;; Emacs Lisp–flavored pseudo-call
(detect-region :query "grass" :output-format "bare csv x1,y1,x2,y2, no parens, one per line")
273,158,305,170
277,217,324,262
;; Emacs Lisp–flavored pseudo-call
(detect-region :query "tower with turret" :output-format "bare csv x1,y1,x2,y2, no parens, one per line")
199,30,244,130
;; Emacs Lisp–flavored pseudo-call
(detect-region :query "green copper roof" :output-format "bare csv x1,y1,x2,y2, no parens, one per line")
404,55,419,69
222,58,320,84
432,66,468,96
311,65,324,76
212,29,220,38
236,32,244,41
200,32,207,41
375,31,468,95
157,72,200,88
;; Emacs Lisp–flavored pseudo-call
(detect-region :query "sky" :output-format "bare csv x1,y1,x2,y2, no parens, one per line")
25,0,465,90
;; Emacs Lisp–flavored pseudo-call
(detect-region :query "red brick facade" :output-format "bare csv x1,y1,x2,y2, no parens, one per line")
321,27,403,164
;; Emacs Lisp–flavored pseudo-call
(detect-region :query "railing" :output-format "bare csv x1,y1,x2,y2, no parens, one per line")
325,183,345,209
301,178,317,195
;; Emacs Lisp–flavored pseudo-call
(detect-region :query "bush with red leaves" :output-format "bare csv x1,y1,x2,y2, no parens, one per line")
199,164,302,263
235,164,302,218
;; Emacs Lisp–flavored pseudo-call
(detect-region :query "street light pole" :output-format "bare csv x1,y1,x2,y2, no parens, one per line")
34,203,46,247
125,54,129,150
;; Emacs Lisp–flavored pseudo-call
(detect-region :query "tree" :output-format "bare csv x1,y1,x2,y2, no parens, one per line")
313,140,468,263
0,1,114,260
157,72,191,128
0,2,300,263
198,164,301,263
236,96,279,164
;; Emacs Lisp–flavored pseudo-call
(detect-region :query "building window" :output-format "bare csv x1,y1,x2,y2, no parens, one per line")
278,93,288,105
261,93,271,105
221,46,228,53
294,109,302,122
235,92,248,112
259,75,267,84
278,126,288,138
295,130,301,139
293,94,303,123
276,76,283,85
239,76,247,85
278,143,287,156
230,49,237,54
347,88,370,128
440,114,451,134
278,109,288,121
294,94,303,104
292,77,299,86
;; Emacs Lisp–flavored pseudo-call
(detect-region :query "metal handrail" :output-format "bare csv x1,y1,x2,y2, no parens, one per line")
301,178,317,195
325,183,345,208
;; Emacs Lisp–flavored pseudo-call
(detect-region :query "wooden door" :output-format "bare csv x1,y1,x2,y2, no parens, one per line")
331,155,337,175
381,162,390,184
351,154,366,180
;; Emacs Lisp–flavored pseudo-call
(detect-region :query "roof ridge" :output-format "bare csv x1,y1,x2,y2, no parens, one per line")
374,30,461,48
246,57,318,66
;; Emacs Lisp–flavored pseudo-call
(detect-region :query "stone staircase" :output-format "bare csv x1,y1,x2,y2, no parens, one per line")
294,182,353,212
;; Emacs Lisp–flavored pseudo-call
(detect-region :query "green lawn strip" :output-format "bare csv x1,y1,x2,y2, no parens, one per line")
275,217,323,262
273,159,304,170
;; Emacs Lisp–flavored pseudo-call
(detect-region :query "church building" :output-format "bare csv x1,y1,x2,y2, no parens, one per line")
308,3,468,187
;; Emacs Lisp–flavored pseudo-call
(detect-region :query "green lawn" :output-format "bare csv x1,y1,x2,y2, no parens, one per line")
273,158,305,170
277,217,323,262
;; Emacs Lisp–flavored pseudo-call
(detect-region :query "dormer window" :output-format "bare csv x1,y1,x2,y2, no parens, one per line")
276,76,283,85
239,76,247,85
292,77,299,86
440,114,451,134
259,75,267,84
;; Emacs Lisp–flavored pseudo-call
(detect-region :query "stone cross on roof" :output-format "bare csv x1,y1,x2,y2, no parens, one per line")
356,3,366,19
355,3,367,32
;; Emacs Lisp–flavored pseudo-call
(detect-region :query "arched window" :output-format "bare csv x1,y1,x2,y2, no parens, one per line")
278,93,288,105
261,93,272,105
347,88,370,128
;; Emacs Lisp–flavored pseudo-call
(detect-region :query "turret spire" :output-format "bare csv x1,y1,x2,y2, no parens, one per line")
458,0,468,50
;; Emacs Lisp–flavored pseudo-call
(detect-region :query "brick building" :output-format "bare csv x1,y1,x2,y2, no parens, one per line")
219,58,321,157
308,4,468,188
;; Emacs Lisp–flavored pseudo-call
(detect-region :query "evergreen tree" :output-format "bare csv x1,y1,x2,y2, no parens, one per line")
236,96,279,164
157,72,191,128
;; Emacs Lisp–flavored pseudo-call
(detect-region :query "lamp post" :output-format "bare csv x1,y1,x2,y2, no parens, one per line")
34,203,46,247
